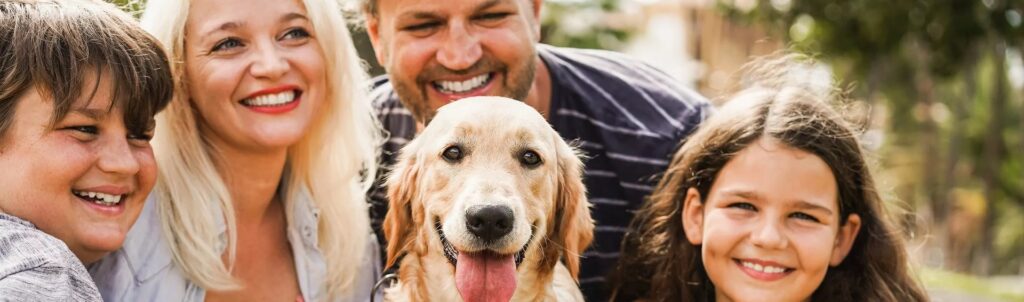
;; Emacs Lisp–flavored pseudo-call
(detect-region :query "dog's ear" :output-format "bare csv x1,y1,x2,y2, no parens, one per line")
384,142,424,268
549,137,594,281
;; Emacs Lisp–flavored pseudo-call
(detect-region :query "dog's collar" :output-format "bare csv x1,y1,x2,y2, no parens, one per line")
371,252,406,302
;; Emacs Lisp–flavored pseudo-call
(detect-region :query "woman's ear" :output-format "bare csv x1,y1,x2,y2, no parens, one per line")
682,187,705,245
830,213,861,266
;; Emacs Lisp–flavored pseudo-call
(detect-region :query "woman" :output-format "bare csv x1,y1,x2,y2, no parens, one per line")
88,0,383,300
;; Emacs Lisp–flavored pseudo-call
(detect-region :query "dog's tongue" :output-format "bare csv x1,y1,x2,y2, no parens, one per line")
455,251,517,302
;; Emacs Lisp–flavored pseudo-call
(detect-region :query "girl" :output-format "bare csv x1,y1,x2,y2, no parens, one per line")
88,0,383,300
610,55,928,302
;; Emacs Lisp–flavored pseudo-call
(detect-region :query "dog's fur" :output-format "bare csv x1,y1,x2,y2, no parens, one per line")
382,97,594,302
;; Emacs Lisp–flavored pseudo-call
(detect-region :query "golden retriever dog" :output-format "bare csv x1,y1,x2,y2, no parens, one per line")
382,97,594,302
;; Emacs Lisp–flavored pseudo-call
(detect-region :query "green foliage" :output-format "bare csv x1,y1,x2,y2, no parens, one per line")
540,0,637,50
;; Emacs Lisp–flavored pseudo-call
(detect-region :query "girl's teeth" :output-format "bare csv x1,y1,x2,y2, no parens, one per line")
742,261,787,273
243,91,296,107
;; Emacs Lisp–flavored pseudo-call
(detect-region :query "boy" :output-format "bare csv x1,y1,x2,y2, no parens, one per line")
0,0,173,299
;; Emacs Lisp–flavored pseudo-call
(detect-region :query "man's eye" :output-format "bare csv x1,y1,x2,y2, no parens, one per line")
211,38,243,52
477,12,510,21
404,21,441,32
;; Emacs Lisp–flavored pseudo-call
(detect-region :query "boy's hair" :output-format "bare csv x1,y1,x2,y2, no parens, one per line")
610,54,928,302
0,0,173,140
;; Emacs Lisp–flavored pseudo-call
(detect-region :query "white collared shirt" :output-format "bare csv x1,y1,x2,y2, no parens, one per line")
88,192,381,302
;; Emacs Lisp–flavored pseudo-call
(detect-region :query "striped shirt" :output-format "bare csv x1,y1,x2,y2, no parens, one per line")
0,213,102,301
368,44,711,301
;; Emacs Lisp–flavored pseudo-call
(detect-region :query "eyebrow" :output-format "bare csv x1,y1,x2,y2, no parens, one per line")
719,189,834,215
399,0,505,20
199,12,308,38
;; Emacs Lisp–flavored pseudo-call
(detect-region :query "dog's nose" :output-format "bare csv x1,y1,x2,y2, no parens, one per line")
465,205,514,242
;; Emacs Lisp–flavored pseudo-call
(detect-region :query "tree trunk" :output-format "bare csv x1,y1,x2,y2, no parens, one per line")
913,54,942,248
940,48,978,271
976,41,1007,276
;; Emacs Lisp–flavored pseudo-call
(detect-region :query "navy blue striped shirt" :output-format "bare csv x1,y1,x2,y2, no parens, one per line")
369,44,711,301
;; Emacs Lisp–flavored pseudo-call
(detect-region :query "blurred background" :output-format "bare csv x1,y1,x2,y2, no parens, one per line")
113,0,1023,300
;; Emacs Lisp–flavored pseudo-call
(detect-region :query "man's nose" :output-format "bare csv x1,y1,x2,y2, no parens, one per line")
437,21,482,71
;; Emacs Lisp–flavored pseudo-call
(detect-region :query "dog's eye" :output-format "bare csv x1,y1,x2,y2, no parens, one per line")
442,145,464,162
520,150,542,167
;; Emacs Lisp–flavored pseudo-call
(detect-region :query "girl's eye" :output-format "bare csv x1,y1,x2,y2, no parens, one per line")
281,28,311,40
790,212,820,223
727,202,757,211
211,38,243,52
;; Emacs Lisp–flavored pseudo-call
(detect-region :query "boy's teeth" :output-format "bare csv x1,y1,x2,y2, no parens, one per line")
242,90,296,107
742,261,787,274
73,190,123,206
435,74,490,93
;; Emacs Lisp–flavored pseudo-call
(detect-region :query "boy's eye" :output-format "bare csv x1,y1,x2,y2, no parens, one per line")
211,38,243,52
128,132,154,142
790,212,820,223
65,125,98,135
727,202,757,211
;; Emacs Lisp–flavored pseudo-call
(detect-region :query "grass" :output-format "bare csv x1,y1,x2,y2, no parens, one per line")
920,267,1024,302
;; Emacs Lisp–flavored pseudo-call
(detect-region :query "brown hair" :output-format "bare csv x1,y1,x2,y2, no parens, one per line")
609,55,928,302
0,0,173,140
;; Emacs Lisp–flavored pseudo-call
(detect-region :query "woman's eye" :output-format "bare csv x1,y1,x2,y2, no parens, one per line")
281,28,311,40
727,202,756,211
790,212,820,222
211,38,243,52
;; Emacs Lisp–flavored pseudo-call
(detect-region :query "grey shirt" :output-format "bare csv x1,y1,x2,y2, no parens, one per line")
88,192,381,302
0,213,102,301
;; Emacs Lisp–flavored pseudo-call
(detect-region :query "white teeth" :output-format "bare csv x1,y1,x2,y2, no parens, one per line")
435,74,490,93
72,190,124,206
741,261,788,274
242,90,296,107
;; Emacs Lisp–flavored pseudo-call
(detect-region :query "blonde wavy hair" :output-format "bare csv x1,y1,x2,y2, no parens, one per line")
140,0,381,298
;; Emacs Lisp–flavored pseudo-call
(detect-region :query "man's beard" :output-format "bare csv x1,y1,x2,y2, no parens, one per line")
390,54,536,124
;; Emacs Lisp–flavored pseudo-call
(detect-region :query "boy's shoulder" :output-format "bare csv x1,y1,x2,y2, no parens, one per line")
0,213,78,274
0,213,101,301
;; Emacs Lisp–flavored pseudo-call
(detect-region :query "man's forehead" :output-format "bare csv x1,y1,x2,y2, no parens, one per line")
376,0,523,17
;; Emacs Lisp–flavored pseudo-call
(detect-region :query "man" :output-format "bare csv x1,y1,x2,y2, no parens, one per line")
358,0,711,299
